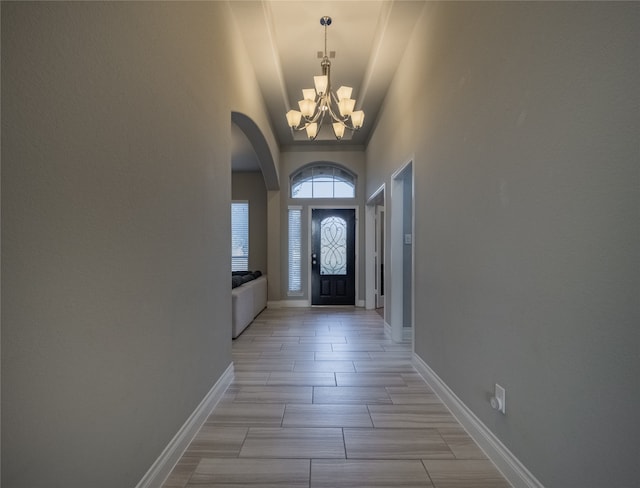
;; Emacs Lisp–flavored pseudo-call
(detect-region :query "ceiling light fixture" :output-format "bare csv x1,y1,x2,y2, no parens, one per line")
285,16,365,141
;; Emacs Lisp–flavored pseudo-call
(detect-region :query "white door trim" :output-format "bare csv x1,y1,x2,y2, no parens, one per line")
390,158,414,344
365,184,385,311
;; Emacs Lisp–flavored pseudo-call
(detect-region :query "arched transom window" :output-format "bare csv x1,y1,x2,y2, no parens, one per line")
291,164,356,199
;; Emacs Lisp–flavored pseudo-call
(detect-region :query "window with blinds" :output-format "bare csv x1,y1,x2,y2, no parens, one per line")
288,207,302,294
231,201,249,271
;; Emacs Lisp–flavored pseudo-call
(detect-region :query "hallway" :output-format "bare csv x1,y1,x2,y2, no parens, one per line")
162,308,510,487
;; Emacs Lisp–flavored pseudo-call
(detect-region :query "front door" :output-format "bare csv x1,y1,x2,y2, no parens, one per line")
311,209,356,305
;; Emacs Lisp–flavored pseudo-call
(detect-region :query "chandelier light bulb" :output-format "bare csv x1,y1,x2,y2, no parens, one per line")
351,110,365,129
305,123,318,140
298,98,316,117
314,75,328,96
336,86,353,101
338,98,356,117
333,122,345,140
302,88,316,101
286,109,302,128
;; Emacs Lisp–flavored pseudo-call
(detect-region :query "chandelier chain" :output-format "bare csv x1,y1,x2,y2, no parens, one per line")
323,18,328,57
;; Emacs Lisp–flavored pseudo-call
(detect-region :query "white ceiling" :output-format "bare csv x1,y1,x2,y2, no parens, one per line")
230,0,426,159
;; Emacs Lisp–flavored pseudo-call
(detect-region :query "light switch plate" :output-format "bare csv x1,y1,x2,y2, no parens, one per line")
495,383,506,414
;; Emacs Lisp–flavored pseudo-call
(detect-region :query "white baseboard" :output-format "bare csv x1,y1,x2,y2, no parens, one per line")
412,354,544,488
135,363,234,488
384,321,392,336
268,299,310,308
269,300,365,308
403,327,412,342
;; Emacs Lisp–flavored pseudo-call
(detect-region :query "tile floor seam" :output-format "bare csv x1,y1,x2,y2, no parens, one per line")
365,404,374,426
237,426,250,459
420,458,437,487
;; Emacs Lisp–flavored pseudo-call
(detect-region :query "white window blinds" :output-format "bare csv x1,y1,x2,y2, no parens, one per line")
231,202,249,271
288,207,302,294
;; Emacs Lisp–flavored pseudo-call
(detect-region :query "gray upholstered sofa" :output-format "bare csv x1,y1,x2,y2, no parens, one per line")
231,271,267,338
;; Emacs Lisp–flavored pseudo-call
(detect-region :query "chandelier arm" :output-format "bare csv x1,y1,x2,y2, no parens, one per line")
328,92,348,122
318,107,328,127
306,109,326,141
291,109,322,131
305,109,322,124
289,104,325,133
325,99,358,131
325,102,345,125
330,90,343,108
329,91,359,129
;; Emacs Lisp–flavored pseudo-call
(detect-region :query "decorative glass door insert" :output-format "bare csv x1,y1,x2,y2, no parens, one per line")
320,216,347,275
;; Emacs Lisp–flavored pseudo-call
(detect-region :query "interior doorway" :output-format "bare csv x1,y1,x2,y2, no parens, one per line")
365,185,385,318
390,161,414,343
375,205,385,312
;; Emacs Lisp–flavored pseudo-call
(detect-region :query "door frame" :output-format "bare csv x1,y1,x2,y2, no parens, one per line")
375,205,385,310
390,159,414,344
365,184,385,311
308,205,359,306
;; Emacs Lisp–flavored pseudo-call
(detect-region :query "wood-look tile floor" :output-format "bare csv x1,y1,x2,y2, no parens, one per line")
163,308,511,488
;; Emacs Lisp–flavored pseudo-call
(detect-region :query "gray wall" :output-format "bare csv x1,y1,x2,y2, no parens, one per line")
366,2,639,486
1,2,275,487
232,172,268,274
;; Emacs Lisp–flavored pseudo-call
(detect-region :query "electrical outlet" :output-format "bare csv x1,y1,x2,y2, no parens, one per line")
491,383,506,414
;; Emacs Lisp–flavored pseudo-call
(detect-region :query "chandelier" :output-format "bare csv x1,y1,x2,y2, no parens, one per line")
285,16,365,141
